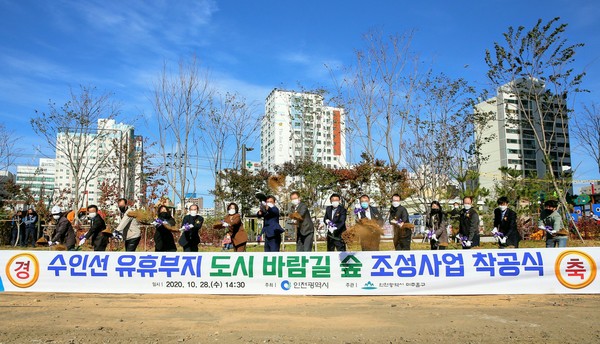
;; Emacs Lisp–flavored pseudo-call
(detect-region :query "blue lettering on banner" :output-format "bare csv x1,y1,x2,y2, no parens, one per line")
48,254,110,277
472,251,544,277
370,254,464,278
47,254,203,278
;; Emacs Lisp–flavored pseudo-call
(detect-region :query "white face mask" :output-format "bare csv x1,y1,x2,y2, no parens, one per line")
392,201,401,208
291,199,300,206
228,209,236,215
88,212,97,219
266,203,274,208
331,201,340,208
464,204,472,210
499,205,507,211
189,211,198,216
53,214,60,220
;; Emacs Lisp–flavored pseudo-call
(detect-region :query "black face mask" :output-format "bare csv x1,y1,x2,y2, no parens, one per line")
119,206,127,213
431,208,440,214
159,211,169,219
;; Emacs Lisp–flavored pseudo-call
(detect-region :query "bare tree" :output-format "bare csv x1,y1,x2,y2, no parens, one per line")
199,92,260,212
572,103,600,173
31,86,120,221
331,30,420,165
0,123,18,172
152,56,213,211
485,17,585,240
226,93,260,170
404,73,482,212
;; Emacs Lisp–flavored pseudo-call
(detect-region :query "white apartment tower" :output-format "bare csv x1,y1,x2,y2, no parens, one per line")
16,158,56,202
261,89,346,171
54,119,143,208
476,79,572,193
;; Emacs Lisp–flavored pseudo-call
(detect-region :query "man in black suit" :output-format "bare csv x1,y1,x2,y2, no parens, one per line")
493,196,520,248
80,205,109,251
290,192,314,252
459,196,480,249
389,194,410,250
257,195,284,252
355,194,384,225
323,193,347,251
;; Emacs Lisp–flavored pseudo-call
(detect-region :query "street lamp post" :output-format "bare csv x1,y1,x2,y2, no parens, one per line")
241,144,254,171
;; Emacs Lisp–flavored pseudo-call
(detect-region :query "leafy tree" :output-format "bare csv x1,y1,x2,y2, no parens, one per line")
484,17,585,241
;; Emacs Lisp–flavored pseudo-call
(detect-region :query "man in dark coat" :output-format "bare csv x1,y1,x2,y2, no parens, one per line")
80,205,109,251
323,193,347,252
388,194,410,250
257,195,284,252
493,196,521,248
179,204,203,252
50,205,75,250
458,196,480,249
290,191,314,252
355,194,384,225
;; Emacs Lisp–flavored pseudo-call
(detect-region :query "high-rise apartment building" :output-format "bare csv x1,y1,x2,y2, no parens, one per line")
477,80,572,192
15,158,55,202
54,119,142,207
261,89,346,171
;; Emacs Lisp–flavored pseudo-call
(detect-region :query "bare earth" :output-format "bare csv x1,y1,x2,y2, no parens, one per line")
1,293,599,344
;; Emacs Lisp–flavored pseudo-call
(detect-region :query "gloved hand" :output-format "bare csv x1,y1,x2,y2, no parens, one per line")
550,230,557,235
499,237,507,244
539,225,547,230
79,238,86,246
112,231,123,240
152,218,164,227
290,219,297,224
464,240,472,248
325,219,331,225
48,241,55,247
328,225,336,233
491,227,499,235
390,220,398,224
222,222,230,228
431,233,438,241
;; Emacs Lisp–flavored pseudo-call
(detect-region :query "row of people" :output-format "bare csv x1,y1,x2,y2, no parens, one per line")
40,193,568,252
10,208,39,247
257,193,568,251
46,198,248,252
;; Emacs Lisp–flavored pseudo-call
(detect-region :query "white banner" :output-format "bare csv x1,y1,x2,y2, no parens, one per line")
0,248,598,295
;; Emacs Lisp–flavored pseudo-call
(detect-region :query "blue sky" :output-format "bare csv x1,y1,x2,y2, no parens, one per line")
1,0,599,205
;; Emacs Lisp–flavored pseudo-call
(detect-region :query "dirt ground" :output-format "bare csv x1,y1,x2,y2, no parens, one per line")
0,293,599,344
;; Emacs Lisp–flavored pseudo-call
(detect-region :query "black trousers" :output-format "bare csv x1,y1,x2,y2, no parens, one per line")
394,236,411,251
125,237,141,252
327,235,346,251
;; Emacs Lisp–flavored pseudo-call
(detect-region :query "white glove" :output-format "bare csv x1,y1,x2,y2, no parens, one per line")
491,227,498,235
550,230,557,235
49,241,56,246
79,238,86,246
464,240,472,248
222,222,230,228
325,219,331,225
179,227,186,232
328,226,335,233
431,234,438,241
499,237,507,244
538,225,546,230
390,220,398,224
290,219,297,224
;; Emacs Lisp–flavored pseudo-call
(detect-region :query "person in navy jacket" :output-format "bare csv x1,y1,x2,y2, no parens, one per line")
257,195,284,252
323,193,347,251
